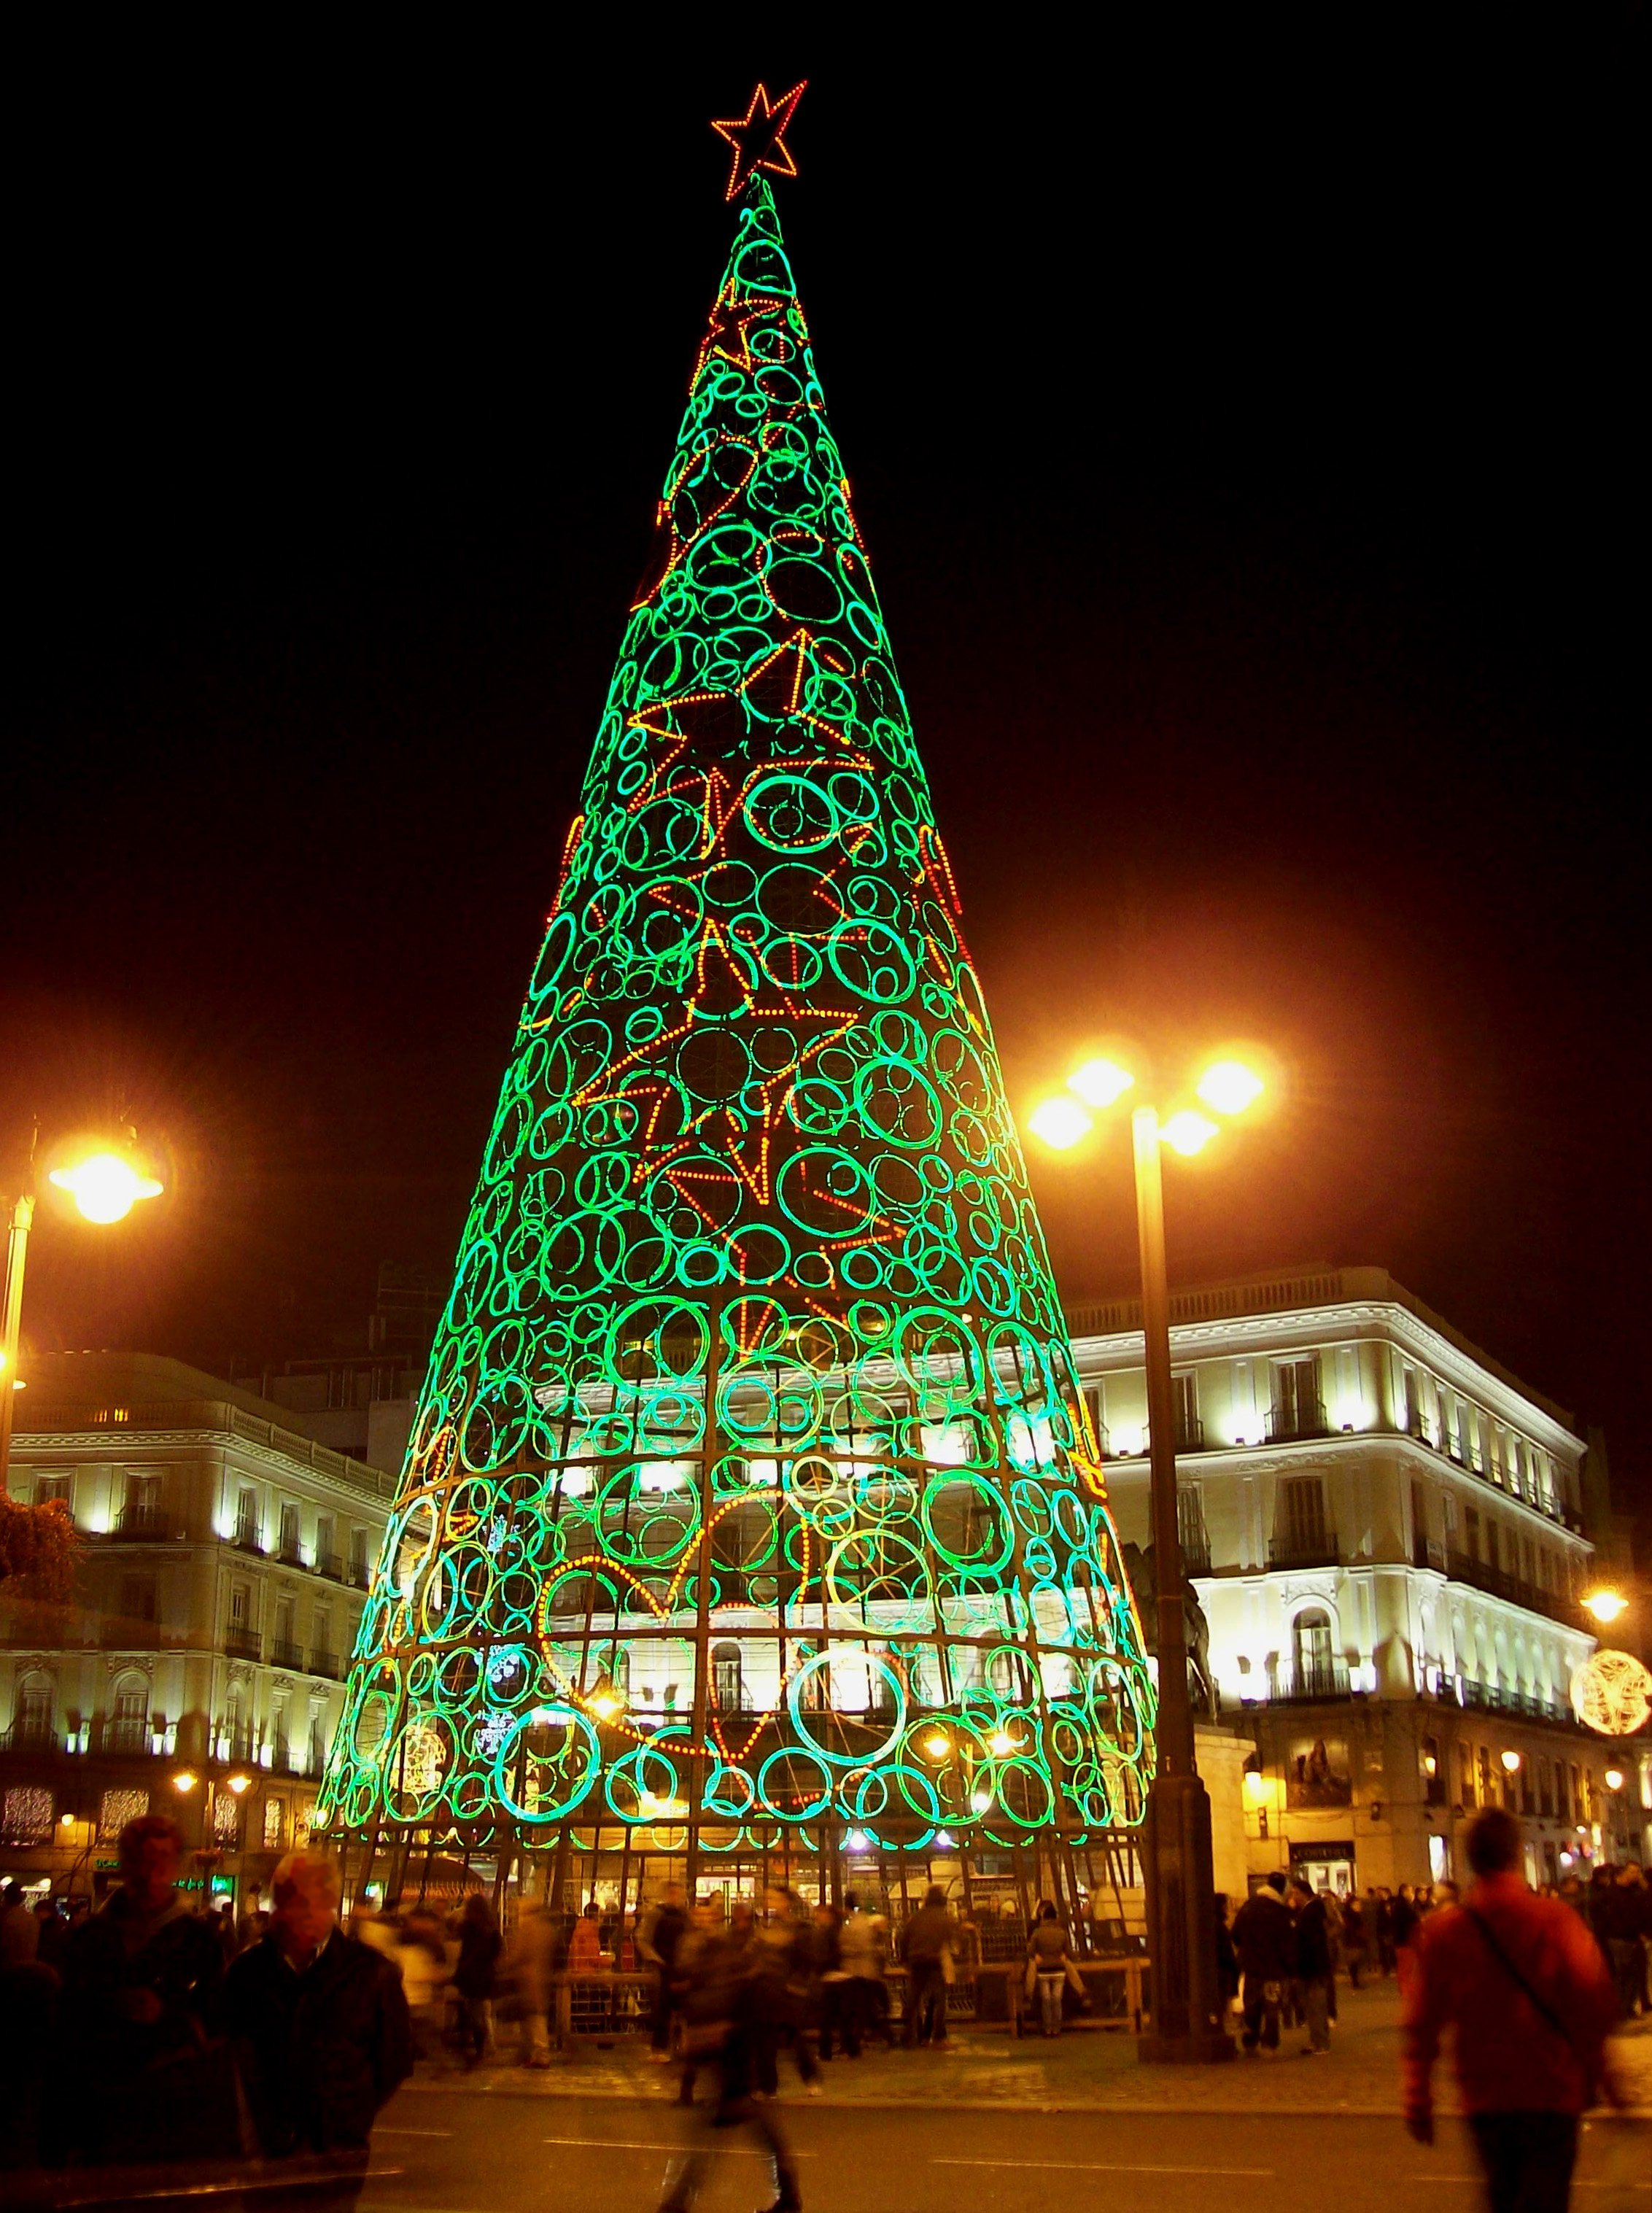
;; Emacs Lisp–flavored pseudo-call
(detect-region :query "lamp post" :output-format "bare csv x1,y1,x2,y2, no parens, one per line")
0,1136,165,1494
1027,1052,1268,2063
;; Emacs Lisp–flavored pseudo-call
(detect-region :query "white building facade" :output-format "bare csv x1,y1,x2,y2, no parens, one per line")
1068,1266,1643,1892
1,1354,393,1903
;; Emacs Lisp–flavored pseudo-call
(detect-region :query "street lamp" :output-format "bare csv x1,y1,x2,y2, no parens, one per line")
1581,1587,1628,1627
1,1131,166,1494
1025,1047,1270,2063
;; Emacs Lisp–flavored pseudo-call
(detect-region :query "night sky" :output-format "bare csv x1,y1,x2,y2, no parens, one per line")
7,29,1645,1538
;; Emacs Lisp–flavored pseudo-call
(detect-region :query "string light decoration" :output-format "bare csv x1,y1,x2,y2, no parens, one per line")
315,161,1153,1883
1572,1648,1652,1738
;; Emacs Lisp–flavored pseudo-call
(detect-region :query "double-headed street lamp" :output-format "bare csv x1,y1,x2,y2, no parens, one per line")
1,1136,166,1492
1025,1049,1268,2063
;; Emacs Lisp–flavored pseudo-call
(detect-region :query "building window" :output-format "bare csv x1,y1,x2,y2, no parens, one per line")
1458,1743,1475,1809
1273,1476,1331,1566
349,1529,371,1585
1465,1506,1481,1562
279,1503,302,1562
235,1488,260,1549
1170,1372,1201,1449
118,1573,158,1625
101,1786,150,1838
2,1786,54,1843
34,1474,71,1509
108,1681,148,1751
315,1516,336,1573
1268,1357,1325,1442
1177,1484,1209,1572
212,1791,242,1847
1291,1608,1336,1696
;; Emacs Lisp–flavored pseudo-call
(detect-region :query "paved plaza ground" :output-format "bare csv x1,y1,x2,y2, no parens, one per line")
411,1980,1652,2117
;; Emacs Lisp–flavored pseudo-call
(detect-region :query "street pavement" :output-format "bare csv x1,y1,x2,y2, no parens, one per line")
354,1984,1652,2211
365,2093,1651,2212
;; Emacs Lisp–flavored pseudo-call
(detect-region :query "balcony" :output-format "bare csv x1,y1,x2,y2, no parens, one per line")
312,1550,344,1583
1445,1549,1581,1629
0,1719,62,1755
1143,1418,1207,1454
1181,1535,1213,1577
268,1638,306,1672
1268,1531,1340,1571
1265,1398,1331,1444
1412,1537,1447,1571
113,1506,175,1541
309,1648,340,1680
346,1560,372,1591
232,1520,265,1557
1447,1678,1573,1727
1273,1656,1352,1702
224,1627,262,1663
97,1717,152,1754
276,1539,306,1569
217,1726,256,1763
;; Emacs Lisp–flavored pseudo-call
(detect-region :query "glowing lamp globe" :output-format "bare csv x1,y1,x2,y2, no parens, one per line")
1027,1097,1093,1150
1195,1060,1265,1117
1159,1109,1219,1158
50,1152,163,1225
1067,1058,1136,1110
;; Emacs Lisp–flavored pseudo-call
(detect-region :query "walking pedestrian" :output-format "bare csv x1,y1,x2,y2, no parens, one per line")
658,1904,803,2213
899,1884,961,2048
1403,1806,1620,2213
452,1894,502,2067
1,1880,41,1965
1288,1880,1333,2054
225,1851,412,2213
813,1902,857,2058
1230,1875,1295,2055
1595,1866,1648,2019
750,1888,821,2093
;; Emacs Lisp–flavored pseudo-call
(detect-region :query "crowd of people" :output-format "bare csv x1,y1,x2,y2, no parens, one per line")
1215,1856,1650,2059
4,1811,1648,2213
1,1814,411,2205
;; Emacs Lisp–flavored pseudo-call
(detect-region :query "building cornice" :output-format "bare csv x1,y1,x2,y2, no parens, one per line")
1071,1300,1583,1458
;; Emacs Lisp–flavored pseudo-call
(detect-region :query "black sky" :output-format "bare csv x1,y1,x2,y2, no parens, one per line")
7,26,1646,1537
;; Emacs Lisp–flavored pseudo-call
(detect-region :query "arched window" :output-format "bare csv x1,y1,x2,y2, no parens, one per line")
110,1673,148,1751
1292,1608,1333,1694
713,1643,742,1713
15,1673,55,1748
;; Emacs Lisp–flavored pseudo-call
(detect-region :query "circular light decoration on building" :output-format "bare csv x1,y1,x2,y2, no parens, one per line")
1571,1648,1652,1738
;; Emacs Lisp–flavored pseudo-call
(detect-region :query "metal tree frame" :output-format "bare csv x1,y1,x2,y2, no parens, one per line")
316,176,1155,1909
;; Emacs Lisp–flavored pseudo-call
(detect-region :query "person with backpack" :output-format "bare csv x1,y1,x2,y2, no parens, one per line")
1404,1806,1620,2212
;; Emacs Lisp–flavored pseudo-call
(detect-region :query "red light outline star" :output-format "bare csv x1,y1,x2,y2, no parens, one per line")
710,80,807,201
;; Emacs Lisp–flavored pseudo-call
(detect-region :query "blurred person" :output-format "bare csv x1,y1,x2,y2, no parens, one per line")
2,1880,40,1965
1213,1894,1241,2018
751,1888,821,2094
1231,1875,1295,2054
34,1896,71,1974
1288,1880,1333,2055
813,1902,856,2058
640,1883,689,2061
1341,1891,1368,1988
1404,1807,1619,2213
899,1884,961,2049
49,1813,228,2166
660,1898,803,2213
226,1852,411,2213
452,1894,502,2068
839,1891,891,2048
504,1899,557,2066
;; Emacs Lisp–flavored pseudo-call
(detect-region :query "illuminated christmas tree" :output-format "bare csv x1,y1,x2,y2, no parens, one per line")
317,90,1153,1891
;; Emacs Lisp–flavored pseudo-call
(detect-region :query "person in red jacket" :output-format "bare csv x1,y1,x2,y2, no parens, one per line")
1403,1805,1620,2212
